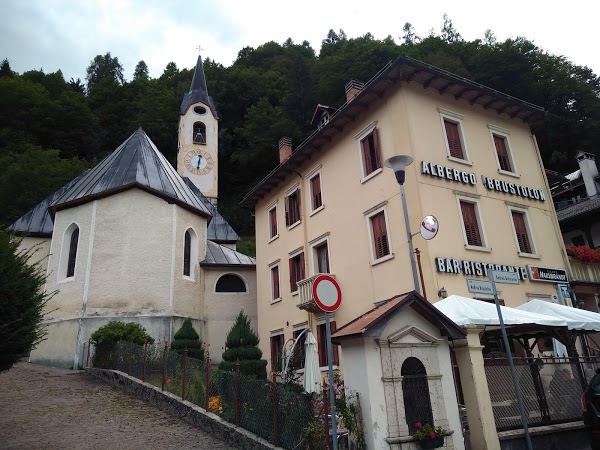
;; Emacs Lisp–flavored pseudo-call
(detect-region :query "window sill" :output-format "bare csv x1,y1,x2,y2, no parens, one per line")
360,167,383,184
287,221,301,231
309,205,324,217
58,276,76,285
270,298,282,305
517,251,541,259
447,156,473,166
370,253,394,266
291,290,299,296
465,245,492,253
498,169,520,178
268,234,279,244
182,275,196,283
320,365,339,371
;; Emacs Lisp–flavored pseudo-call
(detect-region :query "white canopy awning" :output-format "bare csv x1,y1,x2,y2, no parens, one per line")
516,299,600,331
434,295,568,327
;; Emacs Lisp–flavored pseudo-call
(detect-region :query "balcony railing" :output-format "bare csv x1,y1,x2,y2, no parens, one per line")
297,273,335,312
569,257,600,284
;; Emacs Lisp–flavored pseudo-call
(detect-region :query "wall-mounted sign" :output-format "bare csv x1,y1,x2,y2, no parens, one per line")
481,176,545,202
421,161,477,185
420,215,439,240
467,279,494,295
528,265,568,283
435,257,528,281
492,270,520,285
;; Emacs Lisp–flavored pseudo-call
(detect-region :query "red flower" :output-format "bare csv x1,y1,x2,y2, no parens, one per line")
415,422,422,429
429,431,436,439
166,378,171,384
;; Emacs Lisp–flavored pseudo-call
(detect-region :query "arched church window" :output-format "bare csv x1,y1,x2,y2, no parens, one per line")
193,122,206,145
60,223,79,280
215,274,247,293
401,357,434,434
183,228,198,278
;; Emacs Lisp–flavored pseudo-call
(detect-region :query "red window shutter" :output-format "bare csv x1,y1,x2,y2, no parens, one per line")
289,257,296,291
512,211,532,253
445,120,464,159
311,175,322,210
270,208,277,237
270,336,277,367
460,202,482,246
494,135,512,172
331,321,339,366
272,266,279,299
317,324,325,366
371,212,389,259
285,195,290,226
362,136,373,175
372,127,381,170
299,252,305,281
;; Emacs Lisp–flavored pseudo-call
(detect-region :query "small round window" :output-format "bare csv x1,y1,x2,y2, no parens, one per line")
194,106,207,115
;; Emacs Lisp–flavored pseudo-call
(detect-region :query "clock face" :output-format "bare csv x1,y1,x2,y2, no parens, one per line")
184,149,214,175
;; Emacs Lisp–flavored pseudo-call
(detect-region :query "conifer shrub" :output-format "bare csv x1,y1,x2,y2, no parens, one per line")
219,310,267,379
90,321,154,366
170,318,205,360
0,231,52,372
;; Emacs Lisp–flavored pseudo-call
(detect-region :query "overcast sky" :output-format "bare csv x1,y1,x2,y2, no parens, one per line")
1,0,597,84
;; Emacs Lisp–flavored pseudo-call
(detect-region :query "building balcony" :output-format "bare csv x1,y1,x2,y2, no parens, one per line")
297,273,335,312
568,257,600,284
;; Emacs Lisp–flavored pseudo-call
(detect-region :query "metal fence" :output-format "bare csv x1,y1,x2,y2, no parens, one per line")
484,356,600,430
88,340,313,450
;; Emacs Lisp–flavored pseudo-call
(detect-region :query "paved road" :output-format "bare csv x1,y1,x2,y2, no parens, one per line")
0,361,239,450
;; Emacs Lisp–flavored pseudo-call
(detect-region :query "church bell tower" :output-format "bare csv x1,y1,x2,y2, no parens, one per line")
178,54,219,205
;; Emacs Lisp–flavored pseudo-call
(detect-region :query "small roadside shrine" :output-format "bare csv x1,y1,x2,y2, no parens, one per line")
331,291,466,450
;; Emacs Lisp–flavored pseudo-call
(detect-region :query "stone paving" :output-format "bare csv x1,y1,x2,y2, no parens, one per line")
0,361,239,450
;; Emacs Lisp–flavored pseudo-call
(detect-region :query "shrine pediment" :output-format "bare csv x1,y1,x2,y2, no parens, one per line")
383,325,442,347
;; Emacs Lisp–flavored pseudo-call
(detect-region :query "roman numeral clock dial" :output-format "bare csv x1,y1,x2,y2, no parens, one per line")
184,149,214,175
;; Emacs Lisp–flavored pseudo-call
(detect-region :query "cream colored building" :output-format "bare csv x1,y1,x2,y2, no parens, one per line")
241,57,571,376
10,55,256,369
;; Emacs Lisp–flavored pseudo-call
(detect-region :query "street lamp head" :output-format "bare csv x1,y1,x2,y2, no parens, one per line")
438,287,448,299
385,155,413,185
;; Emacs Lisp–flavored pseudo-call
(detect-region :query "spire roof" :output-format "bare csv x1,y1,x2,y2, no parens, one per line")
180,54,219,118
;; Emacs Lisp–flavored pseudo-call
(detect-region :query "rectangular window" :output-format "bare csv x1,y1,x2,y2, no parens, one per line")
317,322,339,367
269,206,278,239
512,210,533,254
493,134,512,172
361,127,381,177
370,211,390,259
289,252,305,292
444,119,465,160
270,334,284,371
314,242,329,273
293,329,307,369
271,265,280,300
285,189,301,227
310,173,322,211
460,201,483,247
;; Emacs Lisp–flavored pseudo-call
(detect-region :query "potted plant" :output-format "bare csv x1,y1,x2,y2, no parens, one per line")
413,422,446,449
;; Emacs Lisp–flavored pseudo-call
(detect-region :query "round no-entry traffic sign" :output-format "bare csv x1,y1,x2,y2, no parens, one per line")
312,275,342,313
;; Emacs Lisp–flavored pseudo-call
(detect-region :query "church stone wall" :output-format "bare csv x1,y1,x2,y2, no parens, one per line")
16,236,51,273
202,268,257,362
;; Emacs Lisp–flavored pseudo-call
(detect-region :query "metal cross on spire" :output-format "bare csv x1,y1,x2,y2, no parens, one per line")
197,44,203,54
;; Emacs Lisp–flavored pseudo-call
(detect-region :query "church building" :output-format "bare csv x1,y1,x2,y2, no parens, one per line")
9,55,257,369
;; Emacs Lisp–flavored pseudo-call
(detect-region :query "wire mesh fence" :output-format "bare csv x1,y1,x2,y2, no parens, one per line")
87,340,314,449
484,356,600,430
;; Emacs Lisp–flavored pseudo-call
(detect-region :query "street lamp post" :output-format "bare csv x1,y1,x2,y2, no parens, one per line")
385,155,421,295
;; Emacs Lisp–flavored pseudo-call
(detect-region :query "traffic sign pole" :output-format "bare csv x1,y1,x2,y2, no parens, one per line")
325,312,338,450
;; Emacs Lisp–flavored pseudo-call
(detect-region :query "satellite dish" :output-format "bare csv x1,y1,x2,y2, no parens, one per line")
420,215,439,240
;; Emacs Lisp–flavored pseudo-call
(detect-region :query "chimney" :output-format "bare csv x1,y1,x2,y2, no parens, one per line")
279,137,292,164
576,151,599,197
345,79,364,103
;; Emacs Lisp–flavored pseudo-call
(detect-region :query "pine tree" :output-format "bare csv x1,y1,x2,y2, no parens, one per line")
170,319,205,360
0,231,52,372
219,310,267,379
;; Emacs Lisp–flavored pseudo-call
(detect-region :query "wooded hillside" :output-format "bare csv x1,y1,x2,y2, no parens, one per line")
2,18,599,235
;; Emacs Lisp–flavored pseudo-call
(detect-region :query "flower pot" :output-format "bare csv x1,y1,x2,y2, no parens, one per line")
418,435,445,449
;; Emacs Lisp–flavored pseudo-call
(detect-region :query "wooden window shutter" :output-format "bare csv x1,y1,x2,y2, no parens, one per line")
311,175,322,210
444,120,464,159
67,228,79,278
317,324,325,366
285,195,290,226
362,136,373,175
512,211,532,253
289,257,295,291
371,212,389,259
299,252,305,281
272,266,279,299
270,336,278,367
494,135,512,172
331,321,339,365
460,202,482,246
270,208,277,237
372,127,381,170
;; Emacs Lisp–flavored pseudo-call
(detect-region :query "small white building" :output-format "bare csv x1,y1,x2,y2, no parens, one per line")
9,55,257,369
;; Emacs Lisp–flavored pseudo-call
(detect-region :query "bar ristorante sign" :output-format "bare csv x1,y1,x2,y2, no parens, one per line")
420,161,545,202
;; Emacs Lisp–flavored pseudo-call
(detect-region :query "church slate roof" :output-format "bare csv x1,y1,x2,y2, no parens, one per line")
182,178,240,243
50,128,212,218
8,171,89,237
202,240,256,267
180,54,219,118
